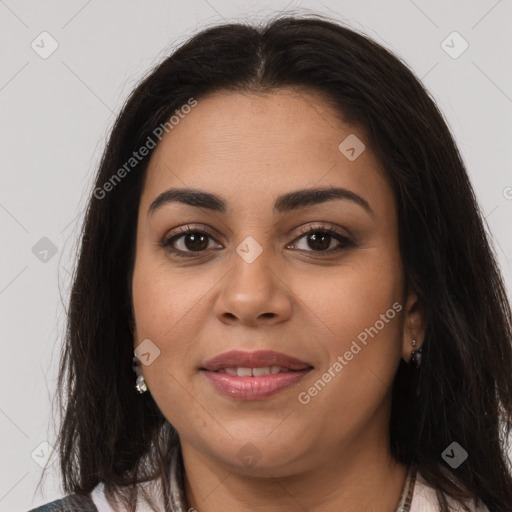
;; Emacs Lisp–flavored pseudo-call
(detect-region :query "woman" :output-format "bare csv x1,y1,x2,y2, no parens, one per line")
30,13,512,512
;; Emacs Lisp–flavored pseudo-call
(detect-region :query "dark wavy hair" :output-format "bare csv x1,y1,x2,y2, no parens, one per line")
37,12,512,512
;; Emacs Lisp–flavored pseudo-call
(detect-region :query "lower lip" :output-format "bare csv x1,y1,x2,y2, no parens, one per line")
202,369,312,400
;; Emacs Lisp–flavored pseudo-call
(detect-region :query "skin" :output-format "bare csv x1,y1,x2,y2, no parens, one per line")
131,88,426,512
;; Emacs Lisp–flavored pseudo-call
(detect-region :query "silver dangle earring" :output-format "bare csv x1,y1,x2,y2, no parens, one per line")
410,339,423,369
132,357,147,394
135,375,147,394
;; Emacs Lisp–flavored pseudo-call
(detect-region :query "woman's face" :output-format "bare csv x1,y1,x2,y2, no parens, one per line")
131,88,423,476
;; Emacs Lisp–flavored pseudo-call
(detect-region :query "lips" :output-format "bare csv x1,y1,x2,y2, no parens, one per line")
200,350,313,400
201,350,312,372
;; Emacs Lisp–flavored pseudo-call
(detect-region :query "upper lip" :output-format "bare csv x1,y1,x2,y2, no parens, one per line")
201,350,313,372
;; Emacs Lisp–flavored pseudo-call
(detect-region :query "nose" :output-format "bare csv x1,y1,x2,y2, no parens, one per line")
213,245,293,328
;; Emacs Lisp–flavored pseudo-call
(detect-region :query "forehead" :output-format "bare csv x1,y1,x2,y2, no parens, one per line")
140,89,394,218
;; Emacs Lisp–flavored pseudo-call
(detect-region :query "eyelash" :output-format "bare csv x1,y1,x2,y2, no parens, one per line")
160,224,355,259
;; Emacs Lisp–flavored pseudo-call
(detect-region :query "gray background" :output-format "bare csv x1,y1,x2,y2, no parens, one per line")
0,0,511,510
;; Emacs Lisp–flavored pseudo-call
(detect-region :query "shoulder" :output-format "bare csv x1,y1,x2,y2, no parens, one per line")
411,472,489,512
28,493,98,512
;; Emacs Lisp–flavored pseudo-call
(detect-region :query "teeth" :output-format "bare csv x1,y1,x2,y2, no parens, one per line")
218,366,290,376
252,367,271,376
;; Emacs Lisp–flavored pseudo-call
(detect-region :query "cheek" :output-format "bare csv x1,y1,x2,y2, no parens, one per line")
131,253,200,362
298,248,403,402
302,247,402,345
295,282,403,445
131,256,210,429
131,247,229,378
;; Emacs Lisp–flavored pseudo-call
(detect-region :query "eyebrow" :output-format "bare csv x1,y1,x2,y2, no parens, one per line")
147,186,374,217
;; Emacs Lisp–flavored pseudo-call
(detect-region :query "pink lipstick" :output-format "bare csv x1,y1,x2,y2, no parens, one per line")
200,350,313,400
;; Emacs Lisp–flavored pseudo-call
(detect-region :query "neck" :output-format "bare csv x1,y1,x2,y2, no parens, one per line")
180,430,408,512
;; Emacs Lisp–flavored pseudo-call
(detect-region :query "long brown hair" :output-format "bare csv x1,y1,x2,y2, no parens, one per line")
38,13,512,511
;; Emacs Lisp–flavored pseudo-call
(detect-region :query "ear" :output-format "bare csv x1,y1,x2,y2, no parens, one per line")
401,287,426,363
132,356,143,377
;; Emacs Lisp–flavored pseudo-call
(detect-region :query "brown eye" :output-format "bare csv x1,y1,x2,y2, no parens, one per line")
301,231,333,251
288,227,354,254
162,227,219,258
178,232,209,252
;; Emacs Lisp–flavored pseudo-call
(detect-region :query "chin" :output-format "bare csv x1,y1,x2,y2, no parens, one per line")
202,432,311,476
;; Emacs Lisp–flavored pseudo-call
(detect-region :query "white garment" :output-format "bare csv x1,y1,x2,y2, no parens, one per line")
91,470,490,512
410,473,489,512
91,478,168,512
